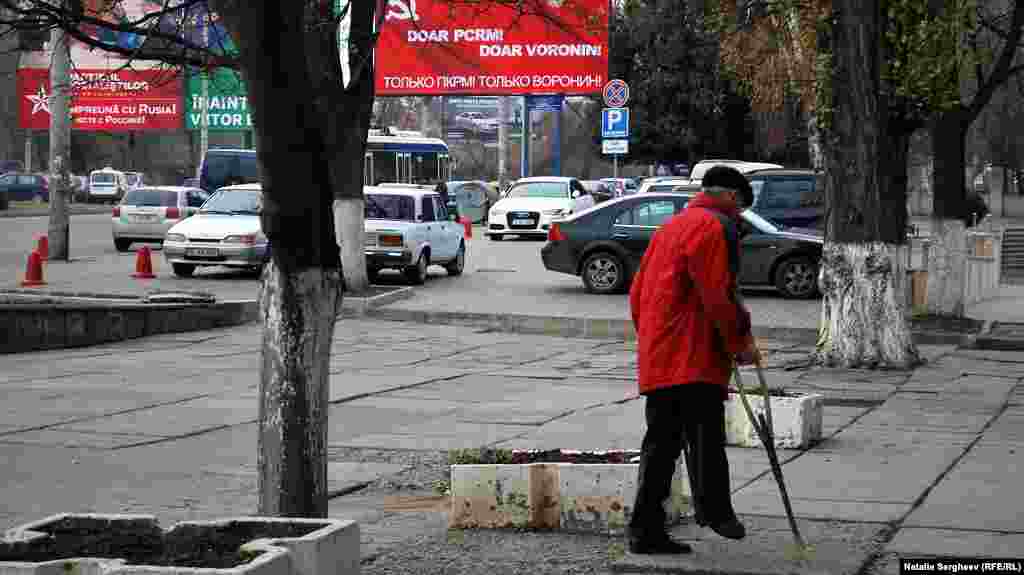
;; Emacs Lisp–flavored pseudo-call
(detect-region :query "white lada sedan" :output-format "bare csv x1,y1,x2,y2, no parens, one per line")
162,184,268,277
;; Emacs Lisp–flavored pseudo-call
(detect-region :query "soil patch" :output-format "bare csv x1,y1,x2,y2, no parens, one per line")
509,449,641,464
910,314,984,333
0,516,328,568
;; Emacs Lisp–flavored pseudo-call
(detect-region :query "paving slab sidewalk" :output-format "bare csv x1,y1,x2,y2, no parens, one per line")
1,319,1022,575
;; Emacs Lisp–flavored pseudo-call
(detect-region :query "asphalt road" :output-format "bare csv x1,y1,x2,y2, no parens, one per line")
0,215,821,328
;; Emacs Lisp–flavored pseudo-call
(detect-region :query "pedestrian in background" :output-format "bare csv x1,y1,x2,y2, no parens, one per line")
626,165,759,555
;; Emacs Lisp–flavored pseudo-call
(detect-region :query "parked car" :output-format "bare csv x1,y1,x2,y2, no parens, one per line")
600,177,638,197
487,176,590,241
637,178,699,195
198,148,260,192
163,184,267,277
745,168,825,229
88,167,129,203
0,172,49,207
454,111,499,133
687,159,783,186
581,180,615,203
1,160,24,174
123,171,145,191
540,193,823,298
112,186,210,252
445,180,491,223
364,185,465,285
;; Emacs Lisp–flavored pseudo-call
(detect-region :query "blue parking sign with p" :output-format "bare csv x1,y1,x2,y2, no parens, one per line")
602,108,629,139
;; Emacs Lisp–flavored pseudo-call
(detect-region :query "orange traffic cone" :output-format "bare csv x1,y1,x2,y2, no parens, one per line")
461,216,473,239
37,235,48,261
132,245,156,279
21,250,45,287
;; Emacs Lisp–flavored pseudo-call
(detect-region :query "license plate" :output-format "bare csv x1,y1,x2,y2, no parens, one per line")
133,214,158,222
186,247,219,257
512,219,535,226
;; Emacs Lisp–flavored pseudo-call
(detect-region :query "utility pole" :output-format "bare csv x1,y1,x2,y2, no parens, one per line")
199,10,210,164
48,15,71,261
520,96,529,178
497,96,508,189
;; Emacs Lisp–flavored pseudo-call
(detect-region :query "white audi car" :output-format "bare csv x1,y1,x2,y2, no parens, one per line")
486,177,592,241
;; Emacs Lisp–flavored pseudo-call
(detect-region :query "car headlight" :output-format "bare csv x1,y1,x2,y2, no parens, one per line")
165,233,185,242
223,233,266,245
542,208,566,216
490,209,505,217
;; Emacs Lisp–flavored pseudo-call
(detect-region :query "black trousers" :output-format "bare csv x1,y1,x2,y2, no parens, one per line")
629,383,736,536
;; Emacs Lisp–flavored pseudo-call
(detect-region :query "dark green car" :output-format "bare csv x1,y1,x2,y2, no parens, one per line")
540,192,823,298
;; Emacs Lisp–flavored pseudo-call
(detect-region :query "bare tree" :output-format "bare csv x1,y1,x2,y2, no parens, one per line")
0,0,377,516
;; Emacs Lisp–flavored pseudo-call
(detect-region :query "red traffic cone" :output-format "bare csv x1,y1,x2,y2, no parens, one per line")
21,250,45,287
37,235,49,261
131,245,156,279
461,216,473,239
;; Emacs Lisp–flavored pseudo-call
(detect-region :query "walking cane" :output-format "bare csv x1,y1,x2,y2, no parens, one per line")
732,353,813,558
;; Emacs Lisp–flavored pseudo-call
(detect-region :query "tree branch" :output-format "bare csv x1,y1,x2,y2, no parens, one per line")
968,0,1024,121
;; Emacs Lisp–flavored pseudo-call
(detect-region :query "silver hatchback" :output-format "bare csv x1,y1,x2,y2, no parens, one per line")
112,186,209,252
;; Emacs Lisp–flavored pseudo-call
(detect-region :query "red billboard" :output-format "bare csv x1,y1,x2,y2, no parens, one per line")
18,68,182,131
374,0,609,95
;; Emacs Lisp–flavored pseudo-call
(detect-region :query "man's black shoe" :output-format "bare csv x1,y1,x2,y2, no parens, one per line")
707,518,746,540
628,536,693,555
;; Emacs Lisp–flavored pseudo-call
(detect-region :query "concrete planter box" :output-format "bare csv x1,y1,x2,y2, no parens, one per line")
449,461,690,533
724,391,824,450
0,514,359,575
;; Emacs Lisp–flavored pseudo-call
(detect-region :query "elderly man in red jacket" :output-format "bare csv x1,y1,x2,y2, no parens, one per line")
627,165,760,555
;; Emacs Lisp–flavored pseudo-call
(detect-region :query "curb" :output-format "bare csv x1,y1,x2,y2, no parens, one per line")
362,307,979,345
0,205,113,218
0,298,259,354
0,285,415,354
340,286,415,316
963,320,1024,351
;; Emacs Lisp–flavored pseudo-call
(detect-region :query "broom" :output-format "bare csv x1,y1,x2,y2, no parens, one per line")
732,350,813,558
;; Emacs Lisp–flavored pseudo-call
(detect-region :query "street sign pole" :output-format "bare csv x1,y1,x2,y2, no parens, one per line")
200,13,210,164
614,155,618,179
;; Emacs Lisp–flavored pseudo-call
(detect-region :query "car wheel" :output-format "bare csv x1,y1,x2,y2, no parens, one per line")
114,238,132,252
405,252,428,285
172,263,196,277
445,242,466,276
488,233,503,241
581,251,627,295
367,267,380,284
774,256,819,298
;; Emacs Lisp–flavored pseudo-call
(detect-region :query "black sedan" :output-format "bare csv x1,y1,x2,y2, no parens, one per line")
541,193,823,298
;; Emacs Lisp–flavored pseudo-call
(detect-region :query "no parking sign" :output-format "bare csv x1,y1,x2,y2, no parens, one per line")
603,79,629,108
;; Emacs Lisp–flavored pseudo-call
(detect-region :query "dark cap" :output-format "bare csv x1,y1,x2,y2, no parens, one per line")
703,165,753,207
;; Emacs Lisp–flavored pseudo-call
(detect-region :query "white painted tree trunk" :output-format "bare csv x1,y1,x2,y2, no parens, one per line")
925,218,968,317
807,114,823,171
257,258,342,517
814,242,920,368
334,197,368,294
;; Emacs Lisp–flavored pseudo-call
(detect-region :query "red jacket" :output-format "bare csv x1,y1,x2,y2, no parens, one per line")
629,192,753,396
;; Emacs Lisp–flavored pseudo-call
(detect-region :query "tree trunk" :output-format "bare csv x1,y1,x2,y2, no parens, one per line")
257,260,340,516
807,113,823,171
335,197,367,291
211,0,378,517
813,0,920,369
47,21,71,261
926,112,970,317
333,1,377,295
